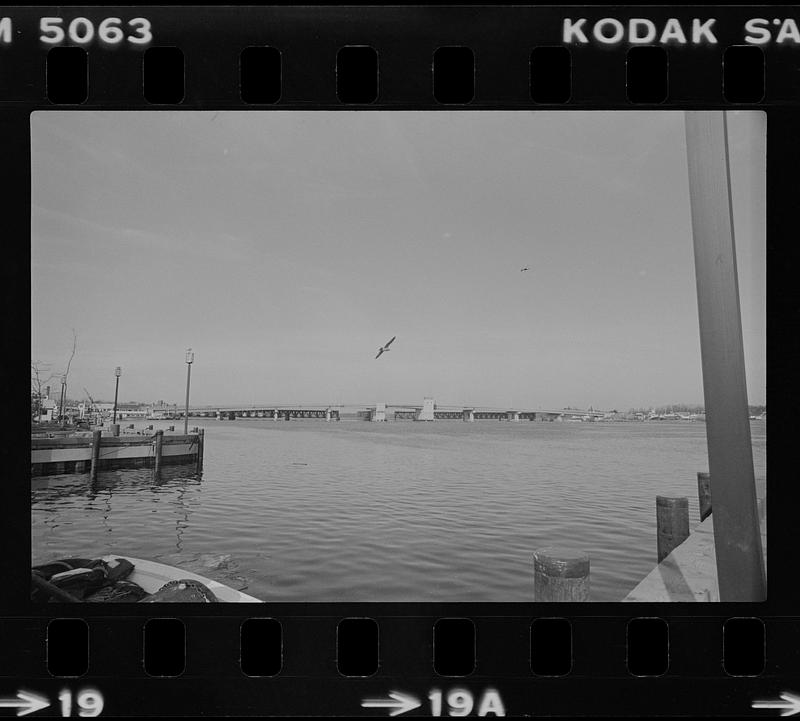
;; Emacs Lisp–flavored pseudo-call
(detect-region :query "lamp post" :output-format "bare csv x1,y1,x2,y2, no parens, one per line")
59,375,67,427
184,349,194,434
112,367,122,425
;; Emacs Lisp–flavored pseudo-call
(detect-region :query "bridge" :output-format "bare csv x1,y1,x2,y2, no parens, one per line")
175,399,611,423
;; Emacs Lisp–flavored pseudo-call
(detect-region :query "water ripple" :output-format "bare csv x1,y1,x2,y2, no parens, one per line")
32,420,766,602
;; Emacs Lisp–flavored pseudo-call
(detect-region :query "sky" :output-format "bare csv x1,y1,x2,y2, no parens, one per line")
31,110,765,410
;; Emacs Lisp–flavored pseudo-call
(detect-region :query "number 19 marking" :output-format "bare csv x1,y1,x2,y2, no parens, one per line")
58,689,104,717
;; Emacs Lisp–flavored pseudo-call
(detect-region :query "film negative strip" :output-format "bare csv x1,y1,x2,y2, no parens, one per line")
3,3,798,717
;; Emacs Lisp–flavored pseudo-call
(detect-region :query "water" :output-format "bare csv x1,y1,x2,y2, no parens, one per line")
31,419,767,602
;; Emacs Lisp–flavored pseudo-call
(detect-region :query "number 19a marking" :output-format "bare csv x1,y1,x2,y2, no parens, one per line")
429,689,505,717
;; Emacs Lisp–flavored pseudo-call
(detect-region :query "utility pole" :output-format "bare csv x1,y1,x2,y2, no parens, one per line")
684,111,765,601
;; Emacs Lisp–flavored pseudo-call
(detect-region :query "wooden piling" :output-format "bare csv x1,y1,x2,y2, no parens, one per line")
197,428,204,474
154,429,164,476
656,496,690,563
697,472,712,521
533,548,590,602
89,430,102,481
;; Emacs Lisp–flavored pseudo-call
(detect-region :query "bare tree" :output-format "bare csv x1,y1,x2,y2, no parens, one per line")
62,328,77,379
32,329,78,423
58,329,78,424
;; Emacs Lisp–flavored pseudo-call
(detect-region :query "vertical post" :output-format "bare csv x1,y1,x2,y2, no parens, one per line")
59,376,66,427
90,429,101,481
154,429,163,477
533,548,590,601
684,111,766,601
197,428,204,474
697,472,712,522
184,349,194,435
656,496,690,562
112,369,120,425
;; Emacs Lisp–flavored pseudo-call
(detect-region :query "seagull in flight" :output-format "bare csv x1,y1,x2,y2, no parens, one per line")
521,267,530,272
375,336,396,359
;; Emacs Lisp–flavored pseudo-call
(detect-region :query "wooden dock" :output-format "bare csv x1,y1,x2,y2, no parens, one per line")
31,429,204,477
623,490,766,602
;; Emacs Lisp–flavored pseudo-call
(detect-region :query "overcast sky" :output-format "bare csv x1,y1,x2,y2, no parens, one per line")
31,110,765,410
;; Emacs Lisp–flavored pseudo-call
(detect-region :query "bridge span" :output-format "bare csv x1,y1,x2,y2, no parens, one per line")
176,400,611,423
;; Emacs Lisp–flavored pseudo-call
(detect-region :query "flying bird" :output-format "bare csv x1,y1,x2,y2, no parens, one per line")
521,267,530,272
375,336,396,359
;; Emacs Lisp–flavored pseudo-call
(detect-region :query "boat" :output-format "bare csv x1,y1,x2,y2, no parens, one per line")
102,556,262,602
32,555,262,602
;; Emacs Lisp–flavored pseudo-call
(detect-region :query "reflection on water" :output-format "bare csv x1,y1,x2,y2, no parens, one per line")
33,466,201,557
31,420,767,602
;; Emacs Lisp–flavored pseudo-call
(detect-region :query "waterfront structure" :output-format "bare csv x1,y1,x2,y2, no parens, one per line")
34,396,58,422
31,429,203,477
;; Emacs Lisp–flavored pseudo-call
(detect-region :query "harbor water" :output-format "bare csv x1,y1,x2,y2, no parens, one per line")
31,419,767,602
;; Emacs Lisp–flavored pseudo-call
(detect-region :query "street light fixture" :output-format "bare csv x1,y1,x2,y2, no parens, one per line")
184,349,194,435
112,367,122,425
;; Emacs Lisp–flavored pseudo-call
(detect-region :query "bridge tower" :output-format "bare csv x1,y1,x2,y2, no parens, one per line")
370,402,386,422
416,397,434,421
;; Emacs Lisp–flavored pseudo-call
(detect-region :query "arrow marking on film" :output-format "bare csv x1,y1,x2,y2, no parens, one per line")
361,691,421,717
753,692,800,717
0,691,50,717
